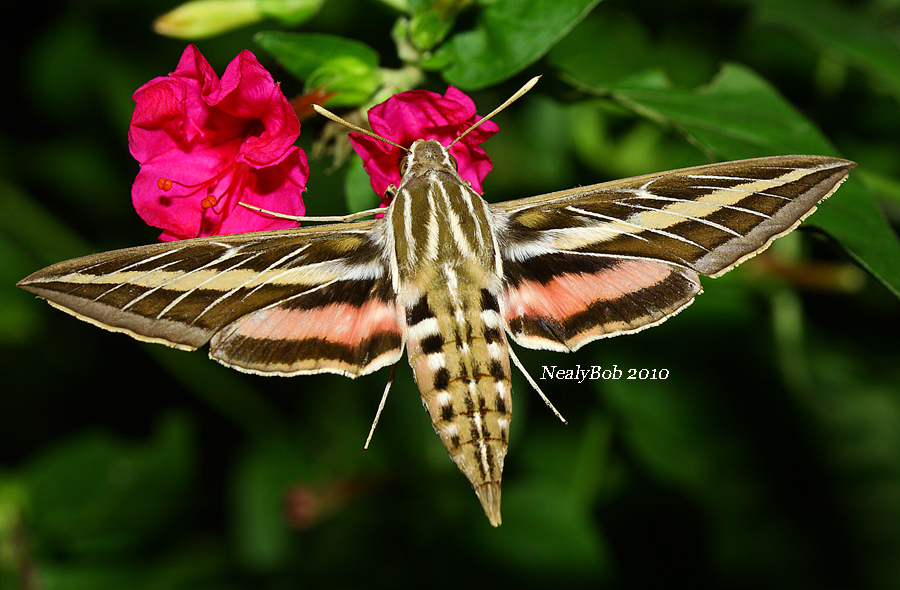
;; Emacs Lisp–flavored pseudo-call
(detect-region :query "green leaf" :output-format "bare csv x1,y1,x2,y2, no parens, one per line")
547,7,717,90
255,32,379,79
0,179,92,266
436,0,602,89
405,0,464,51
257,0,325,26
477,478,611,580
860,168,900,206
143,344,290,442
23,414,195,555
601,373,731,493
35,541,228,590
609,65,827,158
254,32,379,104
594,63,900,297
344,155,381,213
547,9,659,90
0,179,96,346
597,365,813,577
755,0,900,103
799,346,900,587
807,180,900,299
231,438,308,570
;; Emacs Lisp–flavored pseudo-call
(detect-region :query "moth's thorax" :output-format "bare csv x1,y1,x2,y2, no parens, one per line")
388,139,502,297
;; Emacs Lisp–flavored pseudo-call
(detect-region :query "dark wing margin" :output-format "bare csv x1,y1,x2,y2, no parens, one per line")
493,155,855,351
18,220,405,377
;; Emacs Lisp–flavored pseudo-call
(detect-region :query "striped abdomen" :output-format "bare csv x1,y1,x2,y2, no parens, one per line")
404,272,511,527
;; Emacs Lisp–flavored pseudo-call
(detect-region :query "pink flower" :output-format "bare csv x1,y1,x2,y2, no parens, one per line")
129,45,309,241
348,86,499,204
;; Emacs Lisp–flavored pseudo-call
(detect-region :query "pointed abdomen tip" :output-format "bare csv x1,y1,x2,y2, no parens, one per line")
476,482,502,527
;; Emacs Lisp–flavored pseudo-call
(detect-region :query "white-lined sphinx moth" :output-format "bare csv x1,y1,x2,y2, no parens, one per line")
18,92,855,526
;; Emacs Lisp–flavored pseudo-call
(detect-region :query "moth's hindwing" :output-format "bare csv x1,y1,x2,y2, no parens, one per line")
17,220,404,377
493,155,856,351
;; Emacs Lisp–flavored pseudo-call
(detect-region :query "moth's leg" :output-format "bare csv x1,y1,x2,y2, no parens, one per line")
508,346,567,424
238,202,385,223
364,363,398,449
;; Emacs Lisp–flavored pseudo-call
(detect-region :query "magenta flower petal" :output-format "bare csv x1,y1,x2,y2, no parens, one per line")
348,86,499,202
129,44,309,241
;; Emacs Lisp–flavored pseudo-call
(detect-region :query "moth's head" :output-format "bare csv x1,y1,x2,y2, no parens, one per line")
400,139,458,179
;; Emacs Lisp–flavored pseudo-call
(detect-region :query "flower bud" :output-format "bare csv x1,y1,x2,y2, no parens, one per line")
154,0,324,39
306,56,379,107
154,0,262,39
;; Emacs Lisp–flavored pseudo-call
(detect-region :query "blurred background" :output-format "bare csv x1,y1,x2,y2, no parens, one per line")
1,0,899,588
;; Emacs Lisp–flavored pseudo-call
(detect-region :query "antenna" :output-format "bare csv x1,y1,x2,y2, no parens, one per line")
312,75,541,150
312,104,408,152
449,75,540,148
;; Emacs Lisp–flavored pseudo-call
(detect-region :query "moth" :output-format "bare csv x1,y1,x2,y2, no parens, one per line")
18,77,855,526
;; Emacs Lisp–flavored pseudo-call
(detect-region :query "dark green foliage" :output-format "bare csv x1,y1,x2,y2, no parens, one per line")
1,0,898,588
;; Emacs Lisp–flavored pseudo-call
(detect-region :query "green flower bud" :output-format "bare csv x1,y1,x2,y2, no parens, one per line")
306,56,379,107
154,0,262,39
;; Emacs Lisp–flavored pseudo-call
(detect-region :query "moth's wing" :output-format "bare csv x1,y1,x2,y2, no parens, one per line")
18,220,404,377
492,155,856,351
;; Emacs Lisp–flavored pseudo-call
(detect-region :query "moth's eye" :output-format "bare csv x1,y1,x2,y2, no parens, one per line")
399,157,408,176
448,153,458,170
